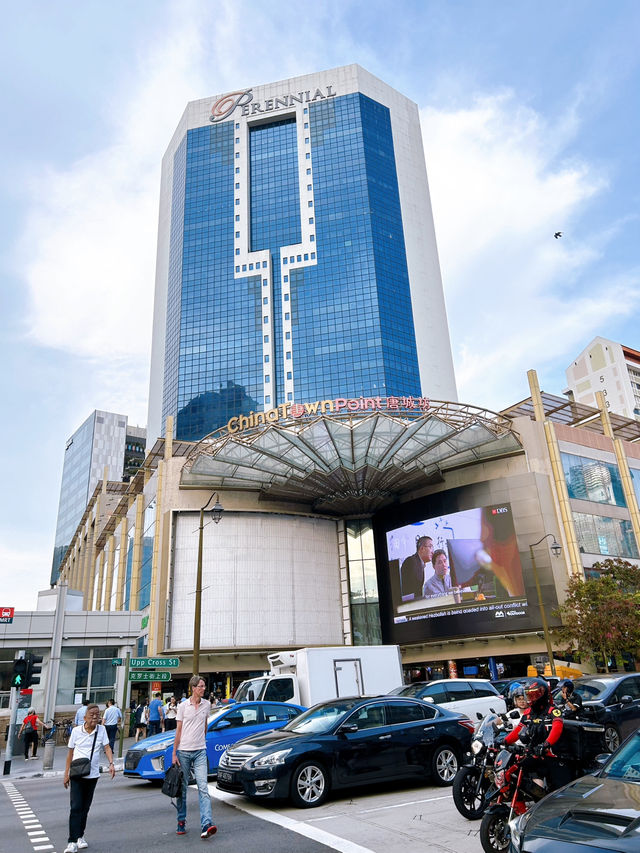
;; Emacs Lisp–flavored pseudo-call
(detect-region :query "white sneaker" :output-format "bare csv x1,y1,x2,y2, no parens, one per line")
77,839,89,850
64,844,78,853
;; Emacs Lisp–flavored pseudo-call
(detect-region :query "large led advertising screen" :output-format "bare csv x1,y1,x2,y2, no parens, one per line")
375,492,549,644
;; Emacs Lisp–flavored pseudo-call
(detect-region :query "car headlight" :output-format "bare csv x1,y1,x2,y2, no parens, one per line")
509,810,533,851
252,749,292,768
145,738,174,753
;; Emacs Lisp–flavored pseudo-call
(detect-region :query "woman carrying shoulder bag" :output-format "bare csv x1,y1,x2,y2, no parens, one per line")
63,703,115,853
19,708,42,760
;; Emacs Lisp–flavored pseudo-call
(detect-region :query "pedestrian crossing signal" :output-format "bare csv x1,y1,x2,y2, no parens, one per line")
26,653,43,687
11,658,27,688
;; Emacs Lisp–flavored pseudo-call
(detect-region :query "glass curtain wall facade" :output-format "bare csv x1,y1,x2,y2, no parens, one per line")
160,86,422,442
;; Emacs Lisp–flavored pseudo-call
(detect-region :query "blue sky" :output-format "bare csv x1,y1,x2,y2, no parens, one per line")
2,0,639,608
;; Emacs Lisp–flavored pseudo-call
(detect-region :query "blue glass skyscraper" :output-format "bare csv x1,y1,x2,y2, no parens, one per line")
148,65,457,443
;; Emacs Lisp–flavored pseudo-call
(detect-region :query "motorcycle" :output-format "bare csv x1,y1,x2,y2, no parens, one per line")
479,743,547,852
479,723,605,853
452,710,512,820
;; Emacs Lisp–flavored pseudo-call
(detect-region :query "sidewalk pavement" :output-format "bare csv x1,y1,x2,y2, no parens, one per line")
2,735,135,780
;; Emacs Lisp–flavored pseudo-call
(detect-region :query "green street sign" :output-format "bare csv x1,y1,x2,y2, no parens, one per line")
129,671,172,682
111,658,123,666
130,657,179,669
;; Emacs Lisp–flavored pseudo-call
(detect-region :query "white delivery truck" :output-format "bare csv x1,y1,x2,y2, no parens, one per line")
233,645,403,707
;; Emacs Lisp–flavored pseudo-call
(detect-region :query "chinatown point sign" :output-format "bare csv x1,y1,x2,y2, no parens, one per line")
210,85,337,123
226,395,431,434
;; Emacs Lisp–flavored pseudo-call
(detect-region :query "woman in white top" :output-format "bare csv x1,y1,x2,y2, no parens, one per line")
63,703,115,853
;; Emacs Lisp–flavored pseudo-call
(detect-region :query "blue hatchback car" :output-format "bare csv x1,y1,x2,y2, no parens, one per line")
124,701,305,780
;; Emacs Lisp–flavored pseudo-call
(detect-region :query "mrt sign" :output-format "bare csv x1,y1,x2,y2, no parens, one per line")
0,607,14,623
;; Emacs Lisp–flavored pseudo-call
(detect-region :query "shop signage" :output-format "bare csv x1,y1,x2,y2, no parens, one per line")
226,395,431,434
210,85,337,123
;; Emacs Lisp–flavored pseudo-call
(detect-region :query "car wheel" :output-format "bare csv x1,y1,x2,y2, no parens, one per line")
604,724,620,752
290,760,329,808
452,765,487,819
431,744,459,785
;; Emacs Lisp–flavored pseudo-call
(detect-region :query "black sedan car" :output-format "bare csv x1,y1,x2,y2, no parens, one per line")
217,695,474,807
510,729,640,852
561,672,640,751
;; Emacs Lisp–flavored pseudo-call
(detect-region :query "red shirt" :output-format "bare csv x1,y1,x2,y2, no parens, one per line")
22,714,39,732
505,704,563,747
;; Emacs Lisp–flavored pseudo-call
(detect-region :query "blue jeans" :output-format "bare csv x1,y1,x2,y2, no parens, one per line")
176,749,212,829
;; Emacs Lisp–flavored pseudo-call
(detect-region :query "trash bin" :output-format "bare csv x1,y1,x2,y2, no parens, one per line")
43,738,55,771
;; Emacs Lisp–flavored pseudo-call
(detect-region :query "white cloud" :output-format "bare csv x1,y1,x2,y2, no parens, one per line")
421,91,640,409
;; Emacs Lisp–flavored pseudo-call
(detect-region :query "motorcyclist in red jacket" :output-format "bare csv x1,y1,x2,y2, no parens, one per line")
505,677,571,790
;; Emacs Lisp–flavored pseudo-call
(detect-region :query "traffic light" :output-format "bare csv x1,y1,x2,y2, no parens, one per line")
25,653,43,687
11,658,27,688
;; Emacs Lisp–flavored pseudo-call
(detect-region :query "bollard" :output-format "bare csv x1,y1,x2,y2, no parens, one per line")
43,738,55,771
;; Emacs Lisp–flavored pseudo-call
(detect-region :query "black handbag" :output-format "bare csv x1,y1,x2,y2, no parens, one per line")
69,730,98,778
162,762,183,805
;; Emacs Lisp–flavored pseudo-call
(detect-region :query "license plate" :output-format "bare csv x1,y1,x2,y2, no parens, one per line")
217,769,234,783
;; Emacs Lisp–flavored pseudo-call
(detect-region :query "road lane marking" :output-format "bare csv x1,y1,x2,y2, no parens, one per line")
211,785,375,853
2,781,57,852
306,794,451,821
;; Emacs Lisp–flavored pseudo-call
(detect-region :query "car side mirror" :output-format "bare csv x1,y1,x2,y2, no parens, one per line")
620,695,633,705
424,696,435,703
595,753,610,767
338,723,358,735
247,690,255,701
215,720,231,730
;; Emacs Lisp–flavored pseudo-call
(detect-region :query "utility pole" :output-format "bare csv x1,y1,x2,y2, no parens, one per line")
3,650,25,775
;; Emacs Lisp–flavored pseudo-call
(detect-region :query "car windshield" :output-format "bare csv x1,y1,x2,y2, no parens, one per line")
395,683,427,698
282,699,362,734
234,678,267,702
207,706,232,726
601,732,640,780
572,679,611,701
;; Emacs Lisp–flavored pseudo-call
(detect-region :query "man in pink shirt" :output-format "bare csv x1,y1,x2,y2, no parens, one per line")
171,675,216,839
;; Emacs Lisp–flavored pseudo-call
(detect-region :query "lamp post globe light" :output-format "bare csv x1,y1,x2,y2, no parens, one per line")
193,492,224,677
528,533,562,677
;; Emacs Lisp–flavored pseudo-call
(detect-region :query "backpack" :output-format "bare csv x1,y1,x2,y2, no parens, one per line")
24,720,34,734
161,763,183,807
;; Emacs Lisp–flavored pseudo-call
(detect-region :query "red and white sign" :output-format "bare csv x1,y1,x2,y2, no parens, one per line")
0,607,14,623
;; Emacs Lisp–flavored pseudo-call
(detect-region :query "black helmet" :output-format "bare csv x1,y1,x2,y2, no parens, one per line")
559,679,574,694
525,677,550,710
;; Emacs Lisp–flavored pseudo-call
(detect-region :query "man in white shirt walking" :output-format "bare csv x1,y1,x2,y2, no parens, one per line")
102,699,122,752
171,675,216,839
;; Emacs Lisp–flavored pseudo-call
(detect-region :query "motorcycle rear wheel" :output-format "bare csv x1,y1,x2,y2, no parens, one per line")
480,808,511,853
452,765,488,820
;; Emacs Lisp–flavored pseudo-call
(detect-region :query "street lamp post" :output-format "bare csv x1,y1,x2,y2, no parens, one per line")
529,533,562,678
193,492,224,676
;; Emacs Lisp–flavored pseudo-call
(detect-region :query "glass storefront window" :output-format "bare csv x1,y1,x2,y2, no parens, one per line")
56,646,119,706
346,519,381,645
562,452,626,506
573,512,639,559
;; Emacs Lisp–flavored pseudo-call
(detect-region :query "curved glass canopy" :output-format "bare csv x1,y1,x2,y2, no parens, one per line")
181,401,523,514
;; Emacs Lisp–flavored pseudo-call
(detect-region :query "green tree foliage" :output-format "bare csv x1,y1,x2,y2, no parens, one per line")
553,558,640,671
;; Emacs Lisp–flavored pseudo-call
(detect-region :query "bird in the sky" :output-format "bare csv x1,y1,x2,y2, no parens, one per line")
554,231,562,239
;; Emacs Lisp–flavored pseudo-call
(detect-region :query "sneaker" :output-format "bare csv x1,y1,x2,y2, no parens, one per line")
77,838,88,849
176,821,186,835
200,824,217,839
64,844,78,853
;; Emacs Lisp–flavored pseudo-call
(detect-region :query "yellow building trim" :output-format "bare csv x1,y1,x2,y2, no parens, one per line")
528,369,583,576
596,391,640,548
165,415,173,460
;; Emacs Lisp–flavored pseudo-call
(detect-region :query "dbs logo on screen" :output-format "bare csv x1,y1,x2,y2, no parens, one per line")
492,507,509,514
